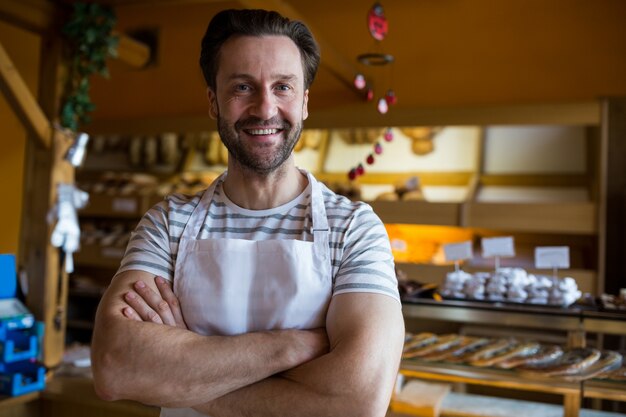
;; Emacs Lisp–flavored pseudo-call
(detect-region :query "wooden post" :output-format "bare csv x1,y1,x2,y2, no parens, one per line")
19,33,73,368
600,98,626,296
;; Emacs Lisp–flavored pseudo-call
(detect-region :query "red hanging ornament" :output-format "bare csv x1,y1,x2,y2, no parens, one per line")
377,97,389,114
354,73,366,90
366,154,375,165
367,3,388,41
356,163,365,176
385,89,397,105
348,168,357,181
374,142,383,155
384,128,394,142
366,88,374,102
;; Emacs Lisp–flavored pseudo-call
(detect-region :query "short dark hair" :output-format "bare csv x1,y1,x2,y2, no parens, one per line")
199,9,320,91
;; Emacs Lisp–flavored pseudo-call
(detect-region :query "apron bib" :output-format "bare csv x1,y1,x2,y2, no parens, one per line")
174,170,332,335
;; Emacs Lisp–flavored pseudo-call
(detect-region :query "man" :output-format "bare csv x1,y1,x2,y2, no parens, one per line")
91,9,404,417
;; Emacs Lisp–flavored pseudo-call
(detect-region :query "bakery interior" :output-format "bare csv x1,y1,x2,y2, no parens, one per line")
1,0,626,416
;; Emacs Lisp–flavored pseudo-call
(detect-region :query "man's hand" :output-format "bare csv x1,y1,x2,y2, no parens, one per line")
121,275,330,365
122,276,188,329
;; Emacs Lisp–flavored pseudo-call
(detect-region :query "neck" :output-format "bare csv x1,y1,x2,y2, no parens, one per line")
222,158,308,210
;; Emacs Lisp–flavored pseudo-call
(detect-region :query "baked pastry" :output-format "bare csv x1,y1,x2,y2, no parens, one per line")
402,334,463,359
497,344,563,369
562,350,622,382
470,342,541,368
518,347,601,377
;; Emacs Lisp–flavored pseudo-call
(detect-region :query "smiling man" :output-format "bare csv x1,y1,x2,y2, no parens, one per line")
91,9,404,417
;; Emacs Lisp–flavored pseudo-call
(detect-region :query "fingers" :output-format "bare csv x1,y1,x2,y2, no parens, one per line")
124,280,177,326
122,305,143,321
155,276,187,329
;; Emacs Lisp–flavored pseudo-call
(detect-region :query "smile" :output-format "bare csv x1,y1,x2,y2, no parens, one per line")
245,128,280,135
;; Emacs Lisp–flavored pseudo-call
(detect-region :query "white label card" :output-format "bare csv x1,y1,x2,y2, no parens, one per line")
482,236,515,258
444,241,473,262
535,246,570,269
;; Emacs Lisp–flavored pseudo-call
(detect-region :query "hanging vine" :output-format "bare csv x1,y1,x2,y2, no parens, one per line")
60,2,119,132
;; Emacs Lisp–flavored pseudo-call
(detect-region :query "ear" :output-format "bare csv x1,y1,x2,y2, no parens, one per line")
302,89,309,121
207,87,218,119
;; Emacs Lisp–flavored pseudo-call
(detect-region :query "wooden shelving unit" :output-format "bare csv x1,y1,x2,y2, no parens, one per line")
398,299,626,417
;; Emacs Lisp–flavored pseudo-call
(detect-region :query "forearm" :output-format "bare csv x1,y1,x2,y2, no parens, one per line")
195,350,398,417
94,320,310,407
195,294,405,417
91,272,322,408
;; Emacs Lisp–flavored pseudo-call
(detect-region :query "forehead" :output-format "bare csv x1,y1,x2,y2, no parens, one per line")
217,35,304,82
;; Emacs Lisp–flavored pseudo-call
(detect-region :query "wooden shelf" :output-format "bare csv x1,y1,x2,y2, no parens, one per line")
464,202,597,234
0,392,39,409
369,200,597,235
74,244,125,269
80,193,162,218
369,201,461,226
584,380,626,402
42,376,159,417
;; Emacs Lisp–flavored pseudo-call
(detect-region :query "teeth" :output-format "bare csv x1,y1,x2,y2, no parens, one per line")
247,128,278,135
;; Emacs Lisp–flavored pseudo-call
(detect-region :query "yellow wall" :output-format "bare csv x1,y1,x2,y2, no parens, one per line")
0,22,41,255
89,0,626,121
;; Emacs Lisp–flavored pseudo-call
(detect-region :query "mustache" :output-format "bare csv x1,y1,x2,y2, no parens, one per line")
235,117,291,130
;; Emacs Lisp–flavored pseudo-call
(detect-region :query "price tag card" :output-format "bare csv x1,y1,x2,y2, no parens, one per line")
481,236,515,258
535,246,570,269
444,241,473,262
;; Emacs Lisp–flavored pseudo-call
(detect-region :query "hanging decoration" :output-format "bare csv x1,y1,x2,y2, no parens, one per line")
347,2,397,181
60,2,119,132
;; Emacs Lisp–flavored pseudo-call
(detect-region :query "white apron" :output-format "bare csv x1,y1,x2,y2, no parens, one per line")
161,171,332,417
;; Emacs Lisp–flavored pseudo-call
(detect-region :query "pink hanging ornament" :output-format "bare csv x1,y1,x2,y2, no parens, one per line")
366,154,375,165
354,74,366,90
385,89,397,105
377,97,389,114
384,128,394,142
374,142,383,155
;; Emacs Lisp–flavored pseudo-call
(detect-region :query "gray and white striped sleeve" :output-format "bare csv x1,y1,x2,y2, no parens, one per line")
116,200,175,280
333,204,400,302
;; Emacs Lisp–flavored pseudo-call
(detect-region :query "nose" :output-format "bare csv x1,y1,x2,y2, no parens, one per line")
249,87,278,120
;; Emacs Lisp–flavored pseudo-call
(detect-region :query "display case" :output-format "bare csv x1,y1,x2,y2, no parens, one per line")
397,299,626,417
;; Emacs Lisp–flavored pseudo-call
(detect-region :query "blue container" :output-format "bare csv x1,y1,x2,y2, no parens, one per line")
0,255,16,299
0,361,45,396
0,327,38,363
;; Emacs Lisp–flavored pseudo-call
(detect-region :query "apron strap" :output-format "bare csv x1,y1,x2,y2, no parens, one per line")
308,172,332,279
181,172,226,241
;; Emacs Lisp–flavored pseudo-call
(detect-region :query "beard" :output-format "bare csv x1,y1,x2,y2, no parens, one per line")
217,115,303,175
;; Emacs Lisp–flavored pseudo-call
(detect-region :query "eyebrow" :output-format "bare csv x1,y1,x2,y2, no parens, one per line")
228,73,299,82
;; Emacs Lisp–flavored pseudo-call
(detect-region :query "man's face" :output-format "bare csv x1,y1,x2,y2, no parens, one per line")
208,35,309,174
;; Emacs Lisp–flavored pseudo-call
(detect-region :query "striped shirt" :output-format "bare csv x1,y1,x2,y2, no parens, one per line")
118,174,399,301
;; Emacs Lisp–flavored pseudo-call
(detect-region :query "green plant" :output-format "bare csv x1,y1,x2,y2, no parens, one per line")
61,2,119,132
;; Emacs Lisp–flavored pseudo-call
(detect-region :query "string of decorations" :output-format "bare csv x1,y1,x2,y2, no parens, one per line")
348,2,396,181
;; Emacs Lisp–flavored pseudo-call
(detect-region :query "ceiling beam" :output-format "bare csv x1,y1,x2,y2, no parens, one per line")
115,31,151,68
0,40,51,148
0,0,152,69
0,0,58,34
238,0,361,97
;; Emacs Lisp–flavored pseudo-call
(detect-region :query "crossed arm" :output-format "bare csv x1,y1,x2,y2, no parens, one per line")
91,271,405,416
